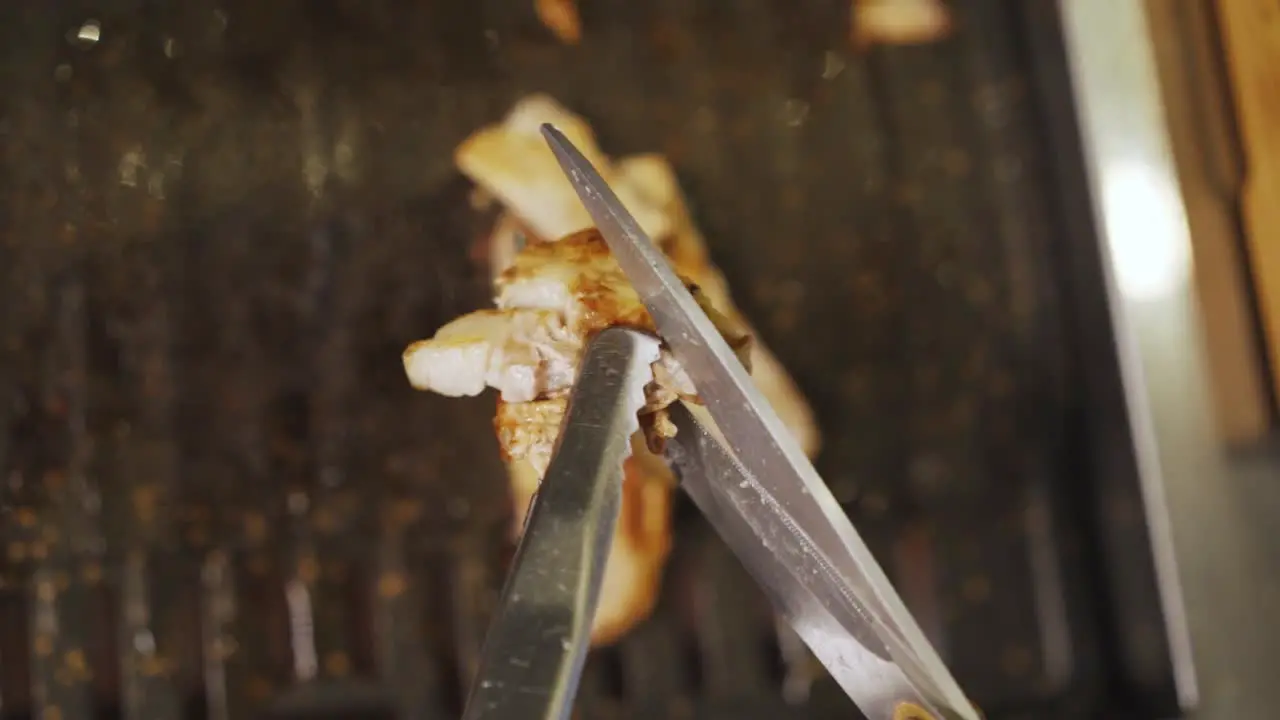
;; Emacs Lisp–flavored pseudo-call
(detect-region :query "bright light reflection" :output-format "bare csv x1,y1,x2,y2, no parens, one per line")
1100,160,1190,302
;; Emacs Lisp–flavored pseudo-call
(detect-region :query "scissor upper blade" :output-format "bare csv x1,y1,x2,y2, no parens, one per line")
541,123,977,720
665,403,958,719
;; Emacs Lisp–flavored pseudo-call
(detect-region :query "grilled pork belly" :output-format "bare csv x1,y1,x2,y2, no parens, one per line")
414,95,821,647
401,308,576,404
402,229,741,647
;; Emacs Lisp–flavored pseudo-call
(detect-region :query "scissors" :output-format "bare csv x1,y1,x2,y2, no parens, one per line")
461,125,982,720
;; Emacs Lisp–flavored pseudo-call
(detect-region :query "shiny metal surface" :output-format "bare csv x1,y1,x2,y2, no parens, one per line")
542,125,978,720
462,328,659,720
1059,0,1243,713
665,403,969,720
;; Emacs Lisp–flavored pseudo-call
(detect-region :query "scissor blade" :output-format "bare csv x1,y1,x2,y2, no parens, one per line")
665,403,955,719
542,123,977,720
463,327,659,720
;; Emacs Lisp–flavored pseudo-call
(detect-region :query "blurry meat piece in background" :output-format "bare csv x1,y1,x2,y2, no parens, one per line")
536,0,582,45
533,0,954,50
853,0,954,48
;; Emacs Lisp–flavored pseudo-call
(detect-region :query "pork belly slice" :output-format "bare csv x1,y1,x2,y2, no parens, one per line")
402,228,746,647
448,94,823,647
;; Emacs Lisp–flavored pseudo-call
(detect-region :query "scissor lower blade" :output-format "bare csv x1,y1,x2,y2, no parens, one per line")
462,328,659,720
664,402,981,720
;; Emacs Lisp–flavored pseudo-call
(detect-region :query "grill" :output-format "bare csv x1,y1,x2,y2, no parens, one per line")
0,1,1181,718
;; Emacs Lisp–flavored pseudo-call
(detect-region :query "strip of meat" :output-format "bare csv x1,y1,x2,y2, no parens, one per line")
402,229,745,647
439,95,821,647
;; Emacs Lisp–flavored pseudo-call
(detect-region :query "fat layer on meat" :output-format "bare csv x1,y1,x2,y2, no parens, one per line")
402,308,577,404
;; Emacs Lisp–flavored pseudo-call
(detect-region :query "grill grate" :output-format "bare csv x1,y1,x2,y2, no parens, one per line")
0,0,1176,718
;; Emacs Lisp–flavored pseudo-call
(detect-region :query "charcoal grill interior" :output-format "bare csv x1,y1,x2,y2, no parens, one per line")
0,1,1182,718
